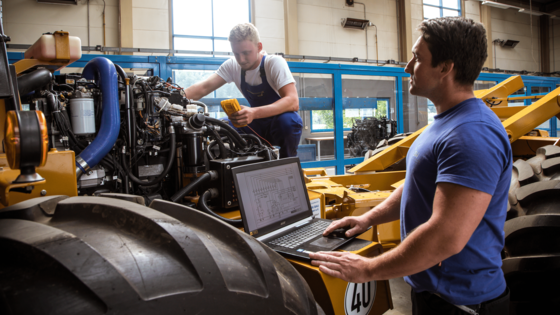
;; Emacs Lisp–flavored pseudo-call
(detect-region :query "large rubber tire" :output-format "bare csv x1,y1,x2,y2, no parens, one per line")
503,145,560,314
0,196,318,315
364,133,413,171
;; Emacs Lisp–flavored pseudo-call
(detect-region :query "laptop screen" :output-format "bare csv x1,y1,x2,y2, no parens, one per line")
232,157,313,237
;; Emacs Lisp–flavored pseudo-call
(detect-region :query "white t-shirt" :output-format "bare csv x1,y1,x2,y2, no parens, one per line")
215,54,295,97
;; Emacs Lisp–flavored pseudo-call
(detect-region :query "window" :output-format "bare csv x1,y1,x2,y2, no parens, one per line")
423,0,460,19
172,0,251,56
310,99,390,132
172,69,243,119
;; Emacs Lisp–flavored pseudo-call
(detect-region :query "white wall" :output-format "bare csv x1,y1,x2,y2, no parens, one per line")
464,0,480,23
254,0,286,54
4,0,119,53
296,0,399,60
4,0,401,61
132,0,169,51
490,7,540,72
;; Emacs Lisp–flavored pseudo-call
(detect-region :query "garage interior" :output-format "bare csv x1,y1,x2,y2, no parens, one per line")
1,0,559,314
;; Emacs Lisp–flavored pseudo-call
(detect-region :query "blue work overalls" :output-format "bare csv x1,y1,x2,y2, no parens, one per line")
224,55,302,158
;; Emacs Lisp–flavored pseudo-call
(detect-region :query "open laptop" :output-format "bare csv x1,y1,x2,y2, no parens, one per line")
232,157,361,261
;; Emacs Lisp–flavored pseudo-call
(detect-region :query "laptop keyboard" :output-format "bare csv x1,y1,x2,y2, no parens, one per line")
269,220,331,249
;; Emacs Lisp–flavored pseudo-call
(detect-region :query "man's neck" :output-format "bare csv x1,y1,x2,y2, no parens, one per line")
246,53,264,71
430,84,475,114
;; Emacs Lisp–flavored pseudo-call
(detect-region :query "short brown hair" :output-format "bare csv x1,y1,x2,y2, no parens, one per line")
228,23,260,44
418,17,487,86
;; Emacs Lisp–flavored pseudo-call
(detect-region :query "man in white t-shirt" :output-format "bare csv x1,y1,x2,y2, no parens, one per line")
184,23,302,158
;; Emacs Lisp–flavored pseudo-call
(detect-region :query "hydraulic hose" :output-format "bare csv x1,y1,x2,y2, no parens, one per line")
209,127,228,159
198,189,243,228
170,170,216,203
122,126,176,186
17,69,52,96
241,133,263,146
205,117,247,148
129,85,137,159
76,57,121,177
138,80,151,113
114,64,127,83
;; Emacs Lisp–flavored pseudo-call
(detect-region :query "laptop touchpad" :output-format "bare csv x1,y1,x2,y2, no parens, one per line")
310,237,345,248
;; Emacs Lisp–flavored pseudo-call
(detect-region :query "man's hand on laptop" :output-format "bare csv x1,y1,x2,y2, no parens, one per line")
309,251,372,283
322,216,369,238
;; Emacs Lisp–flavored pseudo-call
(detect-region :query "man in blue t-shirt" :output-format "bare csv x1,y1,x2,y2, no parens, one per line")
310,17,512,314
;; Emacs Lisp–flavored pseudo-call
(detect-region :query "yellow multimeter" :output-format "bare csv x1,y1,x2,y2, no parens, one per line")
220,99,247,128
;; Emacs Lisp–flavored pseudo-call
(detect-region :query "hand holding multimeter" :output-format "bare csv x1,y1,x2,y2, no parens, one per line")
220,99,256,127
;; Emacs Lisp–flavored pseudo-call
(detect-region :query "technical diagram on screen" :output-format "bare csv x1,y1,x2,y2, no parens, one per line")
232,157,364,261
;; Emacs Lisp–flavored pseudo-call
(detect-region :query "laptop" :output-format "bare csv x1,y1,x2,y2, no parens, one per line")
232,157,362,261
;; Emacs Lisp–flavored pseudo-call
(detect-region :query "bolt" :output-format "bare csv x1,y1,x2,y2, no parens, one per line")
137,139,144,145
226,165,230,169
40,190,47,196
227,201,232,206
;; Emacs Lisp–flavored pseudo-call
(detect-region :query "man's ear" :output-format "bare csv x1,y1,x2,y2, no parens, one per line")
440,60,455,78
257,42,263,53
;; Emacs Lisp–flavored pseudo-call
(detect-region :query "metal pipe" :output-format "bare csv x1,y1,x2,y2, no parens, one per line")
353,2,368,60
125,78,133,163
189,100,209,115
103,0,106,55
87,0,90,48
372,24,378,66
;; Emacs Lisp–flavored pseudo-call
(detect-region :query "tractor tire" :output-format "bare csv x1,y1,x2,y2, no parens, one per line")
503,145,560,314
0,196,319,315
364,133,413,171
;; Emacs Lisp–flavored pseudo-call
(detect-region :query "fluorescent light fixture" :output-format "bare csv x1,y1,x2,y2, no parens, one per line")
518,9,543,16
341,18,370,30
518,9,555,17
481,1,520,10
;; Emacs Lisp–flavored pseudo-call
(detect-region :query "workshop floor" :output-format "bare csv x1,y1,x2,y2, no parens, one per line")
385,278,412,315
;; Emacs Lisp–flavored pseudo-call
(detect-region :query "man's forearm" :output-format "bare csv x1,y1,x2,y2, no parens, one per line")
251,95,298,119
363,185,403,226
366,218,457,281
184,82,209,101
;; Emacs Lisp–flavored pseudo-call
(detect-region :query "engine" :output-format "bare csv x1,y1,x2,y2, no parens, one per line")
346,116,397,157
19,58,276,227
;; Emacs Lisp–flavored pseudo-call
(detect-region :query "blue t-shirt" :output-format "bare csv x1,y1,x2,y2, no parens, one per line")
401,98,512,305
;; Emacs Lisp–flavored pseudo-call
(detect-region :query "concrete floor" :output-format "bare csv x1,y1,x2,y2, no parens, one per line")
385,278,412,315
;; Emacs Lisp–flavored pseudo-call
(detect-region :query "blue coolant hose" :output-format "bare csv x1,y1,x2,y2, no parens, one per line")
75,57,120,177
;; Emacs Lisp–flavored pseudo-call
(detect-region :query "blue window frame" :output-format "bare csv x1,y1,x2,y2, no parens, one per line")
309,98,390,132
10,52,560,174
423,0,461,19
171,0,251,56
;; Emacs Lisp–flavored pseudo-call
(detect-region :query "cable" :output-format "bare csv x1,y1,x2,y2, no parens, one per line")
247,125,273,147
198,189,243,228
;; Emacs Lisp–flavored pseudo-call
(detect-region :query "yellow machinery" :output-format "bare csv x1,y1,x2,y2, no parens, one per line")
304,74,560,249
0,31,79,209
